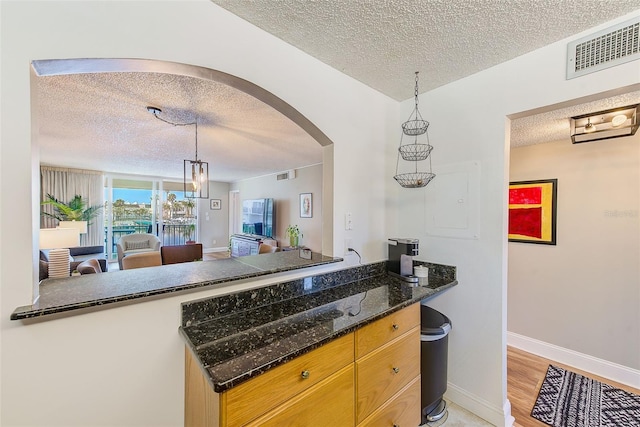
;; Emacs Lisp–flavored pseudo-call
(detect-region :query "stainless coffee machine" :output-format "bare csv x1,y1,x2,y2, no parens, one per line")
387,238,419,283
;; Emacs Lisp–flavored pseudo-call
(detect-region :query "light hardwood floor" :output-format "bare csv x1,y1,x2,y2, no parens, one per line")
507,345,640,427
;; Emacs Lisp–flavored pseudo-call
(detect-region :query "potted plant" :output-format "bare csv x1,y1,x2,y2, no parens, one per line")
183,224,196,244
41,194,103,224
286,225,302,248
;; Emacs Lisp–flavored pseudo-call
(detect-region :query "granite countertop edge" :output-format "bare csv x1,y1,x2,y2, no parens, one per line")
182,276,457,393
11,253,343,321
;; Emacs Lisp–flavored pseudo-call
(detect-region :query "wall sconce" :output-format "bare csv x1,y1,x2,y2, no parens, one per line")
570,104,639,144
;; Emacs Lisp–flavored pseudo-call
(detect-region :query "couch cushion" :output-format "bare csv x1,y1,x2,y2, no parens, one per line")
126,240,151,250
69,246,104,256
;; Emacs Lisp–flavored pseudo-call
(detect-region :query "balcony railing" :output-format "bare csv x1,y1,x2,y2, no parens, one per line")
106,220,195,253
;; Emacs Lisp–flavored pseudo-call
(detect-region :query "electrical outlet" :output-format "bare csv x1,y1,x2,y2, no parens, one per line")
345,238,352,255
212,239,216,245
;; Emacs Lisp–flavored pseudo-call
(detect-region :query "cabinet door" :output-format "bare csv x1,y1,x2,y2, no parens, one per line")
245,365,354,427
223,333,354,427
357,376,421,427
355,303,419,358
356,326,420,423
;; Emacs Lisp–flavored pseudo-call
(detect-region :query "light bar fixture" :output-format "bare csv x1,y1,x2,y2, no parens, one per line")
570,104,639,144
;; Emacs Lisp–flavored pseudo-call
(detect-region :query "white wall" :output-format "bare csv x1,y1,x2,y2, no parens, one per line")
230,164,323,251
198,180,231,251
388,11,640,426
508,134,640,370
1,2,395,426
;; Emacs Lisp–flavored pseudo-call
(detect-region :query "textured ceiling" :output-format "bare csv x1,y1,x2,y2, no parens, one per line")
35,2,640,182
511,91,640,147
211,0,640,100
36,72,323,182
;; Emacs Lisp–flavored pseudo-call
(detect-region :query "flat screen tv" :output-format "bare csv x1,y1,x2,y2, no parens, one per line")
242,198,275,237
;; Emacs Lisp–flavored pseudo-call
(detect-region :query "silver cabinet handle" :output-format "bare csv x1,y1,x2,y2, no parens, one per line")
301,370,310,379
392,367,400,374
392,324,399,330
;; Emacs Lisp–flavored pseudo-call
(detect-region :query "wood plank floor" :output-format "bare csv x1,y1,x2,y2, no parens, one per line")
507,345,640,427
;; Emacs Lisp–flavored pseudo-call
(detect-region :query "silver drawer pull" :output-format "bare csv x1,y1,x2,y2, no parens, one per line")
301,370,310,379
392,324,399,330
392,367,400,374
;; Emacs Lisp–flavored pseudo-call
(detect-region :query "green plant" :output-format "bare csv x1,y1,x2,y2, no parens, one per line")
41,194,103,225
183,223,196,241
286,225,302,238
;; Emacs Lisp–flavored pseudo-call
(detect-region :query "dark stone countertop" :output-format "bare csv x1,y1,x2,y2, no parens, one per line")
179,261,457,393
11,250,341,321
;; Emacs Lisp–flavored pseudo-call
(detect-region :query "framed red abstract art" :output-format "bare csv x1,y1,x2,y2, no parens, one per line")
508,179,557,245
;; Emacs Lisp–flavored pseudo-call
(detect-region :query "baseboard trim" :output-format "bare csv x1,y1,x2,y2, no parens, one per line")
445,382,514,426
507,331,640,389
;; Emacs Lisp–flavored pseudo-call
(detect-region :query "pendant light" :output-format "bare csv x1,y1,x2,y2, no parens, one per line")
183,119,209,199
147,106,209,199
393,72,435,188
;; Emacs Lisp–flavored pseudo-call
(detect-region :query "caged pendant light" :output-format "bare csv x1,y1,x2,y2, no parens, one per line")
183,120,209,199
393,72,436,188
147,106,209,199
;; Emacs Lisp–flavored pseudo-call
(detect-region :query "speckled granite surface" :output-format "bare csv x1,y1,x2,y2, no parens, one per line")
180,261,457,392
11,250,340,321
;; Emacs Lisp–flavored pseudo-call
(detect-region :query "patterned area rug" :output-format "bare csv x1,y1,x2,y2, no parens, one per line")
531,365,640,427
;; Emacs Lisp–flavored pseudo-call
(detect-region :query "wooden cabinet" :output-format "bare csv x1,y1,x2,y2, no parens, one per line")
245,365,354,427
355,303,421,426
185,303,421,427
357,376,422,427
224,334,353,427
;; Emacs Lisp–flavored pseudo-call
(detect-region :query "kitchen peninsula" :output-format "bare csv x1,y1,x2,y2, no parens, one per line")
11,250,340,320
180,261,457,426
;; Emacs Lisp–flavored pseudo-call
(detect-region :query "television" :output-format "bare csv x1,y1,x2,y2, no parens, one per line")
242,198,275,237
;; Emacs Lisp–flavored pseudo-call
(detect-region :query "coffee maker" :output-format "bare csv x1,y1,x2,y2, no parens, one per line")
387,238,419,283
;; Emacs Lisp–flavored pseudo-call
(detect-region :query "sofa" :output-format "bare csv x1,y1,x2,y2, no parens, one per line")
116,233,161,270
39,245,107,281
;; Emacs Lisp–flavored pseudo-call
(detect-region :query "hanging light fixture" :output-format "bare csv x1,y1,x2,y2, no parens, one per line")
147,106,209,199
393,72,435,188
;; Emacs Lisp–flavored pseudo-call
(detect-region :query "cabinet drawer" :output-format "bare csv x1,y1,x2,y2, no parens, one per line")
355,303,419,358
246,364,354,427
357,376,421,427
223,332,354,427
356,326,420,423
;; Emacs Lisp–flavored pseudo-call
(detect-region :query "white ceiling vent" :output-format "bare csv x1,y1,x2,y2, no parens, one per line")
567,16,639,80
276,169,296,181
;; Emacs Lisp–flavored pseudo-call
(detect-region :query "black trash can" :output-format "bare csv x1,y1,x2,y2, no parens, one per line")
420,304,452,424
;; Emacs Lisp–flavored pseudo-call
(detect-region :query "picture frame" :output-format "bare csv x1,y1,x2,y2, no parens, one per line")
300,193,312,218
508,179,557,245
210,199,221,210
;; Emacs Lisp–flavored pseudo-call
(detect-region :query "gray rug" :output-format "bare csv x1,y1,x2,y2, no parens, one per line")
531,365,640,427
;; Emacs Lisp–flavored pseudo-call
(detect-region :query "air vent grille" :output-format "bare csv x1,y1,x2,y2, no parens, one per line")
276,173,289,181
567,17,639,79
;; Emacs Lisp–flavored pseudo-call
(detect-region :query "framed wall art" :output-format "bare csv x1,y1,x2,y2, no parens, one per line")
210,199,221,210
300,193,312,218
508,179,557,245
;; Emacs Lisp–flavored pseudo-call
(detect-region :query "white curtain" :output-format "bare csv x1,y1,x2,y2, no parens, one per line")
40,166,104,247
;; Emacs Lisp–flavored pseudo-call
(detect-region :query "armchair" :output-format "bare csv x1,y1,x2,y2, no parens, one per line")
116,233,161,270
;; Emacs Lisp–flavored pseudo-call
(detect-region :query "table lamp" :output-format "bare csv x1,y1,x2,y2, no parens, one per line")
58,220,88,245
39,228,80,279
58,220,88,234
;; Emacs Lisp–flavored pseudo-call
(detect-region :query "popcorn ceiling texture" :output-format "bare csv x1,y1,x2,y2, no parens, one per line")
37,72,322,182
35,2,639,179
510,91,640,147
211,0,639,100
